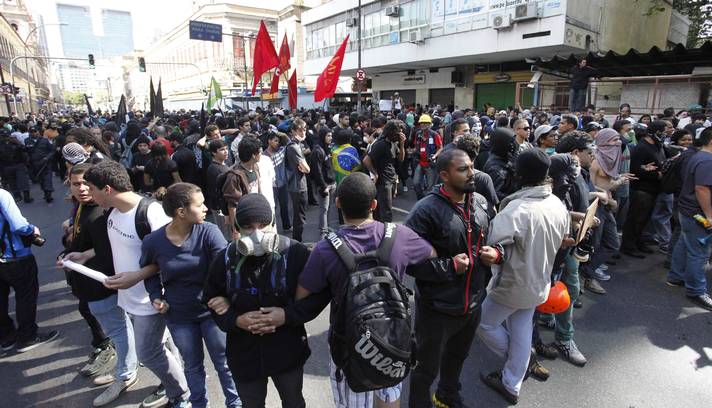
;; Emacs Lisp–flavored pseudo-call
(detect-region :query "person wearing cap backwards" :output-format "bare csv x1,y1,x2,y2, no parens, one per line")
203,193,312,407
478,149,570,405
533,125,557,155
411,114,443,199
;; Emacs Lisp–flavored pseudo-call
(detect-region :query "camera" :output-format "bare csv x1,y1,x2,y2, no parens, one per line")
572,229,594,263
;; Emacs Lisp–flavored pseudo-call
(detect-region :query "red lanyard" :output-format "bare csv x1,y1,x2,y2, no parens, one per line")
440,187,483,314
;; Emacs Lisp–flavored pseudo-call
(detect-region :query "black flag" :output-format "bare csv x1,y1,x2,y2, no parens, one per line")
84,93,94,116
199,102,207,133
156,79,164,116
115,94,128,125
149,77,156,117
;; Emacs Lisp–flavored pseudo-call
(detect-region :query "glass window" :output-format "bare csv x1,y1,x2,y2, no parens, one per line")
336,22,345,42
328,24,336,46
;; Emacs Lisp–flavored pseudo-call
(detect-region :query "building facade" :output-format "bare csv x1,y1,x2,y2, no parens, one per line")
301,0,690,110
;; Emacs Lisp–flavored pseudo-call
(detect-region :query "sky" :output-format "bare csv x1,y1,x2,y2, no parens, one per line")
22,0,314,57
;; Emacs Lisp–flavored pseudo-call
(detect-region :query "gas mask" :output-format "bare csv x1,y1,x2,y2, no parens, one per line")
237,225,279,257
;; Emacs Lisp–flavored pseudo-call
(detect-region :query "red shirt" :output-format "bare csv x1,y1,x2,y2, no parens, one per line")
418,132,442,167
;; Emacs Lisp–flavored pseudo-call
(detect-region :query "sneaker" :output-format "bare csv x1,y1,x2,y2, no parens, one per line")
526,354,550,381
598,263,609,271
554,340,587,367
687,293,712,311
141,384,168,408
584,278,606,295
403,186,409,192
1,336,16,352
16,330,58,353
92,375,138,407
573,298,583,308
593,267,611,281
666,279,685,287
167,396,192,408
432,391,471,408
81,345,116,377
480,371,518,405
92,373,115,386
534,342,558,359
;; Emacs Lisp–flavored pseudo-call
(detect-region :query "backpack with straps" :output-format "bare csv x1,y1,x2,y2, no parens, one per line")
327,222,415,393
109,196,154,240
661,148,697,195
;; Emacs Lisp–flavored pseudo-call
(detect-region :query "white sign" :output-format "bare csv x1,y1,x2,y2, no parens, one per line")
401,75,426,85
62,260,108,283
356,69,366,81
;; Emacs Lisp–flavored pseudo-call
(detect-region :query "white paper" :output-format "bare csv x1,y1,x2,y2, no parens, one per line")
62,260,108,283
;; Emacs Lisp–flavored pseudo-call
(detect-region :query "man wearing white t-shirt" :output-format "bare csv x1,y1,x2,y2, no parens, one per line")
84,161,189,407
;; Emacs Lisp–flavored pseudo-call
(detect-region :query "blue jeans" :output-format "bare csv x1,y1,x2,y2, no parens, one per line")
569,88,586,113
582,207,620,278
274,185,291,230
316,184,336,235
555,254,580,342
87,294,137,381
642,193,674,246
668,214,712,297
413,164,436,199
167,318,240,408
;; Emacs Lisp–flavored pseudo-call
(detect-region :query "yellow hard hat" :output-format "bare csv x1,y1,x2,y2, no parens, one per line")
418,114,432,124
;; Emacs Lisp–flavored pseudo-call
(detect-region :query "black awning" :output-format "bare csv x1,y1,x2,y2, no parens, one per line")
532,42,712,78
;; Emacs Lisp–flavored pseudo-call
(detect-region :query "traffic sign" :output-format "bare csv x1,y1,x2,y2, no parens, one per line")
356,69,366,81
189,20,223,42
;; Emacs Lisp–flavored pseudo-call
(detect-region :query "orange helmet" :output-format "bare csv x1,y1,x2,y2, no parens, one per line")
536,281,570,314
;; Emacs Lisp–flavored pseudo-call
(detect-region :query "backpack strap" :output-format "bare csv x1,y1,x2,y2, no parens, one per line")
326,232,357,272
376,223,397,266
135,197,156,240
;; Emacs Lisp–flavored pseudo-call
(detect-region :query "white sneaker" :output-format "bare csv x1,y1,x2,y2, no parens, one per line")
598,264,609,271
92,375,137,407
92,373,115,386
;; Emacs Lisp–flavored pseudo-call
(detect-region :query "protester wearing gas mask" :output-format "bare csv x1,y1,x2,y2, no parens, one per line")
620,121,667,258
203,193,312,408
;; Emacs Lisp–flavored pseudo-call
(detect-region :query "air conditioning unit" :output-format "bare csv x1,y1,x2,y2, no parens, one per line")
408,30,424,43
385,6,400,17
492,14,512,30
345,17,358,27
513,3,539,21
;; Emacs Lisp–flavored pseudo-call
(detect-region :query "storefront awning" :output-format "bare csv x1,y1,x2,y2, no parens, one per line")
529,41,712,78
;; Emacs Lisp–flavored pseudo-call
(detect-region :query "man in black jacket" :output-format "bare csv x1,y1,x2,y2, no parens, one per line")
569,59,598,113
621,120,668,257
405,148,499,408
484,128,519,203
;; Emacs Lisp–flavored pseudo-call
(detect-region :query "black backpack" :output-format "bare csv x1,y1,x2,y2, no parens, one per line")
109,196,155,240
327,223,415,393
661,148,697,195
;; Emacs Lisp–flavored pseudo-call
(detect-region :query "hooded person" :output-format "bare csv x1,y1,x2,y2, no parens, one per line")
484,128,519,202
478,149,570,405
203,193,313,407
593,128,622,179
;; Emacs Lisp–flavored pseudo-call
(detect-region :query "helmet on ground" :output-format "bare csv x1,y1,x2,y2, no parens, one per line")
536,281,570,314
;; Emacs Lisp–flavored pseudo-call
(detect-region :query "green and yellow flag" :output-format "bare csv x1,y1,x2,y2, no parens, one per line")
207,76,222,110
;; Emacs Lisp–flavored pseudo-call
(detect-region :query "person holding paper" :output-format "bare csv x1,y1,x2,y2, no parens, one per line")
58,163,117,385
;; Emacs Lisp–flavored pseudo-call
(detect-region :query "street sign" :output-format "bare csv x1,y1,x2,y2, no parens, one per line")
356,69,366,81
189,20,223,42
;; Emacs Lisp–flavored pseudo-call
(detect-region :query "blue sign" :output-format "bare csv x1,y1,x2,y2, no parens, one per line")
189,20,223,42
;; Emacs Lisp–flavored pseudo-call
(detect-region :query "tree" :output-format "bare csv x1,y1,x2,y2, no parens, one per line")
63,91,84,106
673,0,712,47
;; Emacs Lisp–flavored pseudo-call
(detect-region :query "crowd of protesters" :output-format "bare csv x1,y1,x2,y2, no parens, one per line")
0,99,710,408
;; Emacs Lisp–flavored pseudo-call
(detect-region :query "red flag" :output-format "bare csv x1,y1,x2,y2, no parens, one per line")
315,35,349,102
269,67,281,94
251,21,279,95
278,34,291,72
288,70,297,110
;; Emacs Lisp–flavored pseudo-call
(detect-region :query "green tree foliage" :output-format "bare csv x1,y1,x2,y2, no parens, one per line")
63,91,84,106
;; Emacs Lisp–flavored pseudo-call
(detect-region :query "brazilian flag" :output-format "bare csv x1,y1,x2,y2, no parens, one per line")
332,144,362,185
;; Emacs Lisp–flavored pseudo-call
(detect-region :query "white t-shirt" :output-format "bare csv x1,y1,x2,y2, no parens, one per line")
107,200,171,316
258,154,276,211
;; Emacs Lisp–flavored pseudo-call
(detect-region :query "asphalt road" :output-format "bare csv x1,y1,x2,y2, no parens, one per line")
1,181,711,408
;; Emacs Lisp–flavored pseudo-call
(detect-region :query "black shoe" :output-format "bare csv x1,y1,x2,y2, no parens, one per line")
573,298,583,308
432,391,470,408
534,342,558,359
1,336,16,352
637,245,655,254
612,253,622,260
480,371,518,405
22,191,33,203
16,330,58,353
666,279,684,287
43,191,53,203
621,248,645,259
687,294,712,311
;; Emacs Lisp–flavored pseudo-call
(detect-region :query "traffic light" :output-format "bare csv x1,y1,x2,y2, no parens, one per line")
138,57,146,72
88,54,95,68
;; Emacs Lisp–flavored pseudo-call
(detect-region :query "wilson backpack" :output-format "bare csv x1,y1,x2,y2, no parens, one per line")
327,222,415,393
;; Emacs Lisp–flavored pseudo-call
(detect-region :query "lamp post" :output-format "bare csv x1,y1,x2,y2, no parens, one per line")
21,23,67,115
